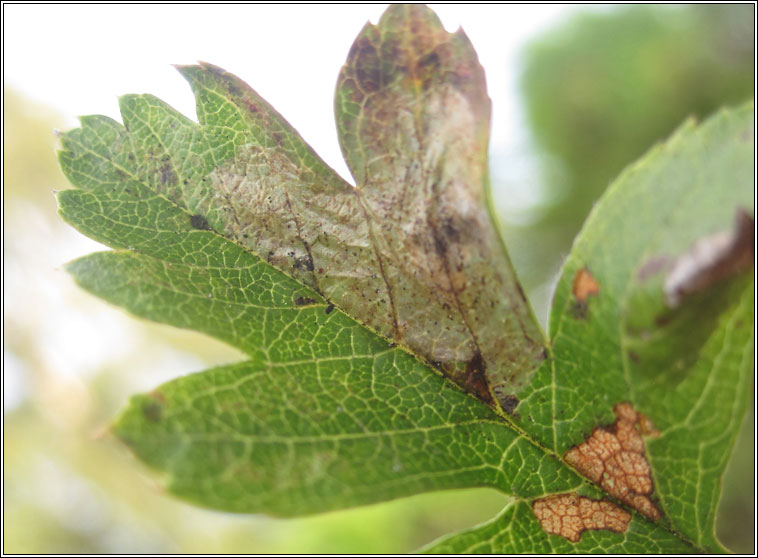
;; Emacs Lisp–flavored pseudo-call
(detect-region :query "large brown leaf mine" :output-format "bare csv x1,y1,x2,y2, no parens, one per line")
564,403,661,520
532,493,632,543
334,5,546,406
178,5,546,416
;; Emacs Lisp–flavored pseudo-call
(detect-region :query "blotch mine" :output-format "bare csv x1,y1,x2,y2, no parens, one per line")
564,402,661,520
533,493,632,543
664,208,754,308
571,267,600,320
572,267,600,302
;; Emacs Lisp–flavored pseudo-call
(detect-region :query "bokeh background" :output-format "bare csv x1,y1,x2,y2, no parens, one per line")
3,4,754,553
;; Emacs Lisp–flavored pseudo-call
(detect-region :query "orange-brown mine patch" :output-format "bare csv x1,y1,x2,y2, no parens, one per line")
572,268,600,302
532,493,631,542
564,403,661,520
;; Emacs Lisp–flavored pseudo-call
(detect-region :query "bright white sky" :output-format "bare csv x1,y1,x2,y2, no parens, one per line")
5,4,593,183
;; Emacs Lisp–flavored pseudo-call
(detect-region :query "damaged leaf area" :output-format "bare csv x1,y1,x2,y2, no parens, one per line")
570,267,600,319
56,3,752,554
564,403,660,520
193,3,548,410
510,101,754,553
533,493,631,543
526,402,660,544
65,4,542,415
664,208,754,308
572,267,600,302
57,1,569,527
333,5,546,401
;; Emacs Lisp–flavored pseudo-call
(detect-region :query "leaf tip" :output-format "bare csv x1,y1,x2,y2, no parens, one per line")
173,62,203,81
197,60,229,75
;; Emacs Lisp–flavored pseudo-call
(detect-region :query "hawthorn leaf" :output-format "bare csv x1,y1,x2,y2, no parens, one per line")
66,3,547,417
111,358,577,515
57,4,558,513
56,3,753,554
429,102,754,552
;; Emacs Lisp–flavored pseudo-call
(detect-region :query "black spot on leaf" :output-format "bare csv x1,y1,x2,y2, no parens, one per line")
190,214,212,230
294,296,317,306
464,351,494,405
494,389,519,415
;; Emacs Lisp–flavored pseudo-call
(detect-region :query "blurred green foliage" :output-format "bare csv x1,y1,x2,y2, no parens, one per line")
515,5,754,288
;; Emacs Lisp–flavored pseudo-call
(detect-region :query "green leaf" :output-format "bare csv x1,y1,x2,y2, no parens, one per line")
545,105,754,551
57,3,752,553
112,359,576,516
428,103,754,552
